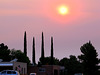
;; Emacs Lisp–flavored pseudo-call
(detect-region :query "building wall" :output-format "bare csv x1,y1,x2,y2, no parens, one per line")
28,65,61,75
13,62,27,75
53,65,60,75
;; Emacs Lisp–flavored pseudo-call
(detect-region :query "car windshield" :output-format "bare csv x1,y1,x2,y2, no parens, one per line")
7,71,12,74
1,71,6,74
0,70,19,75
12,71,16,74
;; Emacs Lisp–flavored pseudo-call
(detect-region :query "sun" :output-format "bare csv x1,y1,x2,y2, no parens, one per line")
57,5,69,15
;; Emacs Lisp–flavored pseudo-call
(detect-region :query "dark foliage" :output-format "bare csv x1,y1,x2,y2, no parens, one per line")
59,55,83,75
50,37,54,65
24,31,27,56
40,56,59,65
78,41,100,75
40,32,45,65
32,37,36,65
0,43,11,61
10,49,30,65
0,43,30,64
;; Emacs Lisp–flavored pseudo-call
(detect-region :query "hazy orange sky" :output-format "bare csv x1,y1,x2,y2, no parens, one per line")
0,0,100,62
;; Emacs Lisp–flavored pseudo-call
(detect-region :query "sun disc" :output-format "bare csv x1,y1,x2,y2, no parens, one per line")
58,5,69,15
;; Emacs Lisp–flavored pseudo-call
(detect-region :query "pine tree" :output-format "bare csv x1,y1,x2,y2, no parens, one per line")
50,37,54,65
32,37,36,65
24,31,27,56
79,41,100,75
40,32,45,65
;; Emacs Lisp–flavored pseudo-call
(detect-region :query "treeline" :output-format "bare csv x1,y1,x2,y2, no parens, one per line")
0,41,100,75
0,43,30,64
0,31,100,75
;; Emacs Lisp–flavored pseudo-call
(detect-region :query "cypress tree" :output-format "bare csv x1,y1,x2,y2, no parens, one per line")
24,31,27,56
40,32,45,65
50,37,54,65
32,37,36,65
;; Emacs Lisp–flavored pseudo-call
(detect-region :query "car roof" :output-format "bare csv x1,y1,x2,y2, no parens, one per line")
1,70,18,72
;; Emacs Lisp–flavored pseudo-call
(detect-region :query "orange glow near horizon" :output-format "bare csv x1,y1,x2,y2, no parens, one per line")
57,5,69,15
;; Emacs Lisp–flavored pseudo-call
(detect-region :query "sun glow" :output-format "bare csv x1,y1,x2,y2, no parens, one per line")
58,5,69,15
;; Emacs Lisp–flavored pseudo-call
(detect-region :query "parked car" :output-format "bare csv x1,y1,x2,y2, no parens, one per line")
30,73,36,75
0,70,20,75
74,73,83,75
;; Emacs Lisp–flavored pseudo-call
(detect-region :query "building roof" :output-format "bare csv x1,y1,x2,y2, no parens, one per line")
0,62,13,66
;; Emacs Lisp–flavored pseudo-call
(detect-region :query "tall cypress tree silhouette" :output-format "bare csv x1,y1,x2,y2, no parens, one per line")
32,37,36,65
40,32,45,65
50,37,54,65
24,31,27,56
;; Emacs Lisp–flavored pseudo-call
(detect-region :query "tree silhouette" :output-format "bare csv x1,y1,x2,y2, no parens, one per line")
40,32,45,65
10,49,30,65
32,37,36,65
24,31,27,56
60,55,83,75
0,43,30,64
0,43,11,61
50,37,54,65
78,41,100,75
39,56,59,65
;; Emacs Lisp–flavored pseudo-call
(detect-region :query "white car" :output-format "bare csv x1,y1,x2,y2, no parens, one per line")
74,73,83,75
30,73,36,75
0,70,20,75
